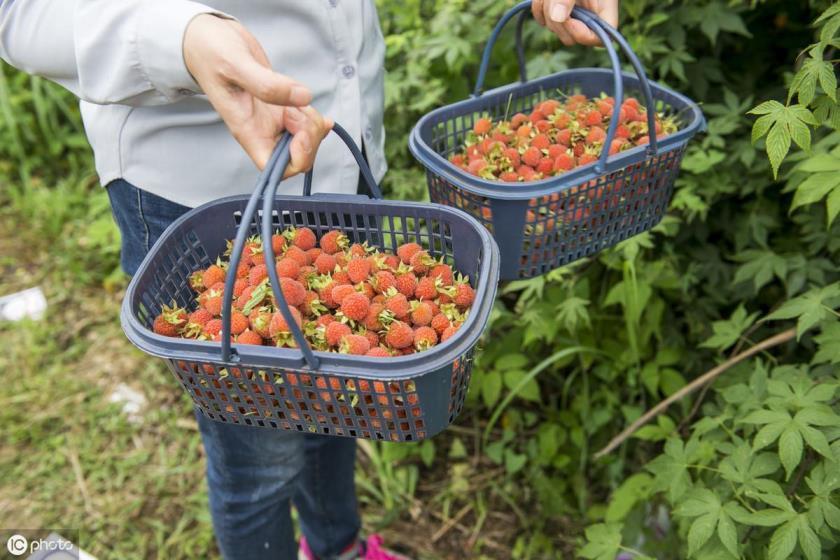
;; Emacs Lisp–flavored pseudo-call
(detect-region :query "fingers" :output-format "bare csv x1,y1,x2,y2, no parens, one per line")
283,106,333,178
531,0,546,26
564,18,601,46
232,58,312,107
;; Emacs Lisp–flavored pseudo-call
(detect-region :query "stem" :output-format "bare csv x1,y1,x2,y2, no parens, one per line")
593,328,796,460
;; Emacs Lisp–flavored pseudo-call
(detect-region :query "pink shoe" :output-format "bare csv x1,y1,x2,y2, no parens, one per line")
299,534,411,560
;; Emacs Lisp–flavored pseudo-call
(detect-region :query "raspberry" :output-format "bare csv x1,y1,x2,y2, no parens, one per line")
333,269,350,284
366,347,391,358
522,147,541,167
204,294,223,317
204,318,223,338
372,270,396,293
306,248,322,262
532,134,550,150
236,329,263,346
414,277,440,301
249,264,268,287
364,303,385,331
275,258,300,279
431,313,451,335
410,301,434,326
285,246,311,267
510,113,528,129
555,128,572,146
249,308,272,338
347,257,372,284
539,99,561,118
289,227,316,250
586,126,606,144
383,254,400,270
316,314,335,328
357,281,375,300
233,278,248,298
319,230,349,254
279,278,306,307
500,171,520,182
473,117,492,135
202,265,226,289
340,292,370,322
395,272,417,298
297,266,316,287
537,157,554,175
271,233,286,255
315,253,337,275
385,292,410,320
441,324,459,342
331,284,356,306
189,308,213,327
319,281,338,308
414,326,438,350
409,250,435,275
584,110,603,126
230,311,249,335
453,283,475,309
325,321,352,347
268,308,302,337
339,334,370,355
153,309,184,337
235,262,250,279
554,153,575,172
363,330,380,349
302,291,326,317
385,321,414,349
397,242,422,264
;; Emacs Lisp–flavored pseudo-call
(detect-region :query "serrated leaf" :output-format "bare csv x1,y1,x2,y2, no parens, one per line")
717,512,739,558
578,523,623,560
765,283,840,339
481,370,502,408
769,519,798,560
779,427,804,479
797,514,821,560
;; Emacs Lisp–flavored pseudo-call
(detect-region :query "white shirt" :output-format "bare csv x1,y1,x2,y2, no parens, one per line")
0,0,387,207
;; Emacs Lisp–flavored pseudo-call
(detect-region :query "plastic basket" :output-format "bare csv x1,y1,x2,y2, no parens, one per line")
121,124,500,441
409,2,705,280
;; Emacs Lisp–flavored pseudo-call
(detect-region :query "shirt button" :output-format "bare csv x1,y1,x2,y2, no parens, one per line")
364,127,373,141
342,65,355,79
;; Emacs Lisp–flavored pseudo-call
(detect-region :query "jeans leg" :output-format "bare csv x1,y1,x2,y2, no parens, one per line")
197,412,304,560
293,435,360,559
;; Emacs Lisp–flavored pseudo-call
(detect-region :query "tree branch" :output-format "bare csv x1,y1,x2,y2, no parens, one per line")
593,328,796,460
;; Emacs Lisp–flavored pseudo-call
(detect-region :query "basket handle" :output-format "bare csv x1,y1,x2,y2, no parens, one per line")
473,1,659,162
302,124,384,199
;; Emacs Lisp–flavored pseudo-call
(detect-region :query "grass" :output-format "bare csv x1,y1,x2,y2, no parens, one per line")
0,180,534,560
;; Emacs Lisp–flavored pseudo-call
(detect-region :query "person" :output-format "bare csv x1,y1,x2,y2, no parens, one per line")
0,1,617,558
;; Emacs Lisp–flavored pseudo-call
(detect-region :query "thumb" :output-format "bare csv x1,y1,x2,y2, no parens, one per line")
547,0,575,23
232,58,312,107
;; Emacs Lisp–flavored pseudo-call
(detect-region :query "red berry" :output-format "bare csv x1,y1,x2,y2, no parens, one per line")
504,148,521,168
510,113,528,129
204,318,223,338
586,126,606,144
397,243,422,264
473,117,492,135
414,326,438,350
364,302,386,331
555,128,572,146
441,324,459,342
453,283,475,309
385,292,410,320
554,153,575,172
385,321,414,349
325,321,352,347
532,134,550,150
269,308,303,338
339,334,370,355
347,257,372,284
410,301,434,326
271,233,286,255
236,329,263,346
285,246,311,267
395,273,418,298
248,264,268,287
366,347,391,358
202,265,226,288
290,227,316,251
537,157,554,175
319,230,348,255
230,311,249,335
340,292,370,322
468,159,487,176
314,253,337,275
414,277,440,300
431,314,451,336
500,171,520,182
584,110,603,126
522,147,541,167
429,263,454,286
579,153,597,165
279,278,306,307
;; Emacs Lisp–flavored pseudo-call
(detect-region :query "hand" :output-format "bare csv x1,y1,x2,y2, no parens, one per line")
183,14,332,176
531,0,619,47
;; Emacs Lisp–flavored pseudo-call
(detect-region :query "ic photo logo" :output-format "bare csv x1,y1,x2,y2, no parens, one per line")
6,533,28,556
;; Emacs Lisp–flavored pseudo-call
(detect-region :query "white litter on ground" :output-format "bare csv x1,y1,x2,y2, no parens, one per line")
107,383,147,424
0,287,47,321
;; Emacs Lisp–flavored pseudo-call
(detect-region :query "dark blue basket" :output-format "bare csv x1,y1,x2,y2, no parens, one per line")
409,2,704,280
121,125,500,441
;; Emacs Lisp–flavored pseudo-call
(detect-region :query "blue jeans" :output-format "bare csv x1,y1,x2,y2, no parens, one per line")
107,179,360,560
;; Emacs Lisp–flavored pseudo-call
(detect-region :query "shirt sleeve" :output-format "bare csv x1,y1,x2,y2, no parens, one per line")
0,0,228,106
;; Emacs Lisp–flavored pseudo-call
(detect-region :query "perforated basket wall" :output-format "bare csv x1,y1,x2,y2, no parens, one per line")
122,195,498,442
410,69,702,280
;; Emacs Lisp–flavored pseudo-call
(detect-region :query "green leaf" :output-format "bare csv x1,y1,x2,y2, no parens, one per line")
481,370,502,408
700,304,759,351
739,508,794,527
717,512,739,558
765,283,840,339
503,369,540,402
769,519,798,560
797,513,821,560
504,449,526,474
556,296,590,333
779,427,804,480
749,101,818,177
605,473,653,522
578,523,623,560
687,513,717,557
813,322,840,364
